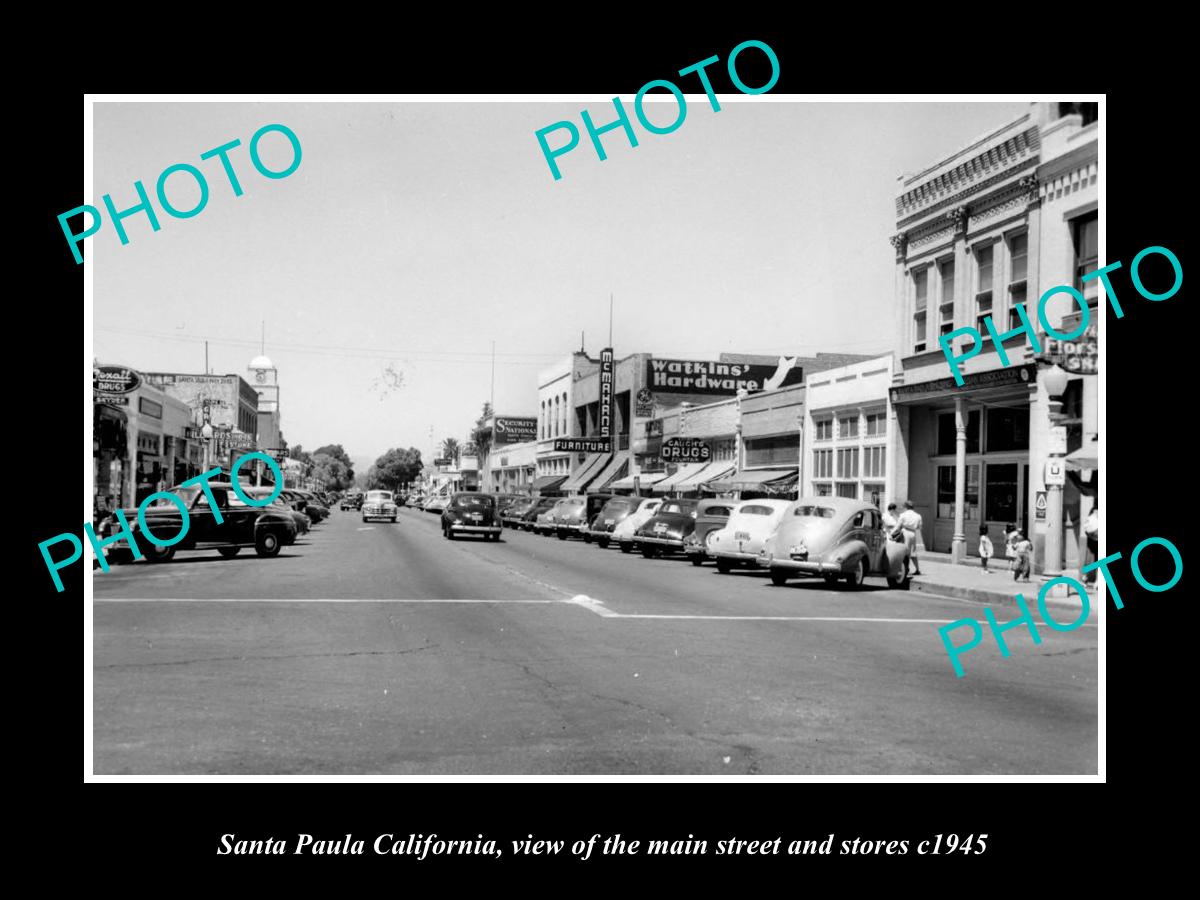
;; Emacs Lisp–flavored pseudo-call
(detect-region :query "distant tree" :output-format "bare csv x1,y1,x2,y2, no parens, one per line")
440,437,460,465
310,452,354,491
369,447,423,491
313,444,354,485
471,402,493,460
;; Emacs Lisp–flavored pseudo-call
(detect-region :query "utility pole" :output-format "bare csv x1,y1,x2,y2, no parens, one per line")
204,340,209,374
609,293,613,347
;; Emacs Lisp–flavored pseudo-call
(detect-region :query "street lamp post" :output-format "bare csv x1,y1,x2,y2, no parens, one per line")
201,422,214,474
1042,364,1070,586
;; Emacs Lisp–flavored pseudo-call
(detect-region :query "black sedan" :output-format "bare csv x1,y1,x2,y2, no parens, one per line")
634,499,699,558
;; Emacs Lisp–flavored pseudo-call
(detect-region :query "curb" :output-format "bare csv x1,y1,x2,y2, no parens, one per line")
910,578,1085,610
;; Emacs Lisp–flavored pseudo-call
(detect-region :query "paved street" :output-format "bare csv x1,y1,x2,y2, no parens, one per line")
93,507,1098,775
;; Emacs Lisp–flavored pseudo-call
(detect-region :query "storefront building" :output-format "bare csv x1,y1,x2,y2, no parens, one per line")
889,102,1098,571
804,355,894,508
535,352,598,494
93,364,195,515
489,440,538,495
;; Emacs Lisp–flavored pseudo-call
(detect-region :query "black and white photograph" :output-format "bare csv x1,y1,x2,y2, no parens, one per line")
80,93,1106,777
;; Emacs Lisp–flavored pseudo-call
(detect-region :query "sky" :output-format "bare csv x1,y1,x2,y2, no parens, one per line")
93,99,1028,468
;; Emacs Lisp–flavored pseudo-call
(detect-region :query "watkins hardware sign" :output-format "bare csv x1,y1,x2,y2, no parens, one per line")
661,438,711,462
647,357,804,395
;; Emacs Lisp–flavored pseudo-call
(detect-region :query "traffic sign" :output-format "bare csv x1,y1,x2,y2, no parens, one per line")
1044,459,1065,487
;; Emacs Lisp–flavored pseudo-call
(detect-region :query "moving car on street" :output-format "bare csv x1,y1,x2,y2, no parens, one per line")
423,493,450,514
441,492,502,541
682,499,736,566
635,498,699,558
708,499,793,574
612,497,663,554
587,496,646,548
97,481,296,563
340,491,363,511
362,489,399,522
757,497,911,589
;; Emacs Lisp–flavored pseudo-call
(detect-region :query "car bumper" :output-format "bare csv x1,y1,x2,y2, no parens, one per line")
713,549,762,563
756,556,842,574
449,523,501,534
556,522,588,532
638,535,686,549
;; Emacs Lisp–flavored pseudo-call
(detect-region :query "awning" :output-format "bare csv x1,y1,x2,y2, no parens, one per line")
708,468,799,493
609,470,668,491
531,475,567,492
674,459,735,490
594,455,629,491
561,453,610,493
1064,435,1098,470
652,462,708,493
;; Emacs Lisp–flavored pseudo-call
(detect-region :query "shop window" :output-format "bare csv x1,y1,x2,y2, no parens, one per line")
986,407,1029,452
836,482,858,499
1073,211,1099,304
745,435,799,467
838,415,859,439
936,464,980,520
913,268,928,352
812,449,833,479
864,483,884,509
836,448,859,479
938,257,955,336
984,463,1019,522
936,409,980,455
974,244,993,334
814,418,833,441
813,482,832,497
865,412,886,437
863,446,886,478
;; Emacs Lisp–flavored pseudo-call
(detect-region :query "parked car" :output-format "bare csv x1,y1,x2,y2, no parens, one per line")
405,493,425,508
423,494,450,514
519,496,559,531
550,495,587,539
757,497,911,589
494,494,527,518
362,489,398,522
588,496,646,548
682,498,737,566
708,499,793,574
296,490,330,523
535,499,569,535
577,493,614,542
612,497,663,553
238,486,309,538
441,492,502,540
97,481,296,563
635,498,699,557
501,497,536,527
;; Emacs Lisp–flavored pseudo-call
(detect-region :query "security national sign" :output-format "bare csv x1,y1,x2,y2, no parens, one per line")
493,416,538,445
661,438,711,462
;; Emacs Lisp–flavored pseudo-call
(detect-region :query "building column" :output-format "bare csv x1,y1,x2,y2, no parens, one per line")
952,395,967,562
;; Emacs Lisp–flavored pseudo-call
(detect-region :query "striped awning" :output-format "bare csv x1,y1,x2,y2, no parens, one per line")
594,455,629,491
652,462,708,493
707,468,799,493
673,459,735,490
561,453,609,493
531,475,567,492
609,470,668,491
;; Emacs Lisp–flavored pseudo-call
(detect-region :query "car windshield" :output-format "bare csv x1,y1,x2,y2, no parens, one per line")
794,505,836,518
150,487,199,507
366,491,393,502
454,495,493,508
602,500,633,514
660,502,691,515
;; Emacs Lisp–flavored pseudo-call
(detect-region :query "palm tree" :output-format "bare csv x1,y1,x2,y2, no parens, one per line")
441,437,460,465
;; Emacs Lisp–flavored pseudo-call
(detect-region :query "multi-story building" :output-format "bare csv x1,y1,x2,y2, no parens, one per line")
889,101,1098,572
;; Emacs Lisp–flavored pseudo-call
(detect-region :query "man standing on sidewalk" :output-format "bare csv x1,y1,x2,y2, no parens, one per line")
898,500,923,577
1083,506,1099,584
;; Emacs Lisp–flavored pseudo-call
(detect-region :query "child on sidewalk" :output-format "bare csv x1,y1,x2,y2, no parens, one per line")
1013,531,1033,583
978,525,994,573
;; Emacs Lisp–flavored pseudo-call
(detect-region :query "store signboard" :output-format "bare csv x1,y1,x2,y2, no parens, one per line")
553,438,611,453
94,365,141,394
1041,322,1097,374
661,438,711,462
494,416,538,445
647,357,803,396
599,348,614,437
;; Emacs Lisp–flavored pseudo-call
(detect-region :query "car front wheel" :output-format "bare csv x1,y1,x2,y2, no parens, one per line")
770,567,790,586
597,537,609,548
255,531,282,557
144,543,176,564
218,547,241,559
716,558,731,574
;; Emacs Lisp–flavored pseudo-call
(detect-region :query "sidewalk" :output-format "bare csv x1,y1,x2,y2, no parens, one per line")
909,553,1089,611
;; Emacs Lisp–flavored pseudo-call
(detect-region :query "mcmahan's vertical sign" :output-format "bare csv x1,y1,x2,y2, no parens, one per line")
600,347,614,445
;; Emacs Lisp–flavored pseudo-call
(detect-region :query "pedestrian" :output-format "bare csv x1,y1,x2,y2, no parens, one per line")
898,500,923,576
1083,506,1099,584
1004,522,1019,571
1013,530,1033,583
978,524,994,573
882,502,902,541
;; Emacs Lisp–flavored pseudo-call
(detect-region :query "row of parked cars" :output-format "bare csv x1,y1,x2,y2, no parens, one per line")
95,483,337,564
494,493,912,589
